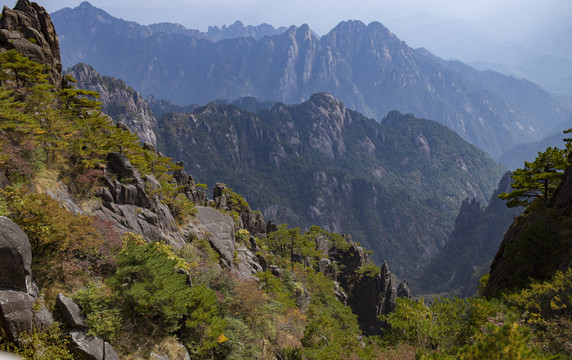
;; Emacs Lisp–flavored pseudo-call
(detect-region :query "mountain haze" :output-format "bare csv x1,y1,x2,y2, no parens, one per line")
51,2,570,159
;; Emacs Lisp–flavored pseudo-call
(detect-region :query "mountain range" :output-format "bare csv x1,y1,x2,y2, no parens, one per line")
51,2,571,160
1,2,571,358
68,63,505,278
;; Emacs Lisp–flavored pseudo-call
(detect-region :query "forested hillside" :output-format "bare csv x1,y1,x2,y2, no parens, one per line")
0,1,570,359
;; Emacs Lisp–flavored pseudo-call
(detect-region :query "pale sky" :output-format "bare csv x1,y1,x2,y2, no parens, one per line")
1,0,571,38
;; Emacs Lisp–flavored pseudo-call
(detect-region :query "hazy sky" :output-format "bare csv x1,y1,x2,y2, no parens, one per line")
1,0,571,37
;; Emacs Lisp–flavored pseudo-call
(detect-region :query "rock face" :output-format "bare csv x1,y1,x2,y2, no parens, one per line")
318,235,407,336
69,328,120,360
212,183,267,235
0,0,63,87
0,216,32,292
68,63,158,146
56,294,87,328
484,167,572,297
0,217,36,342
194,206,236,268
93,152,189,249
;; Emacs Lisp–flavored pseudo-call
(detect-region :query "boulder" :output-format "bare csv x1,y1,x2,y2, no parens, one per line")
270,265,283,278
397,281,411,298
0,172,9,189
56,294,86,328
69,328,119,360
32,304,54,330
316,235,330,256
233,246,264,280
0,216,32,292
0,289,35,342
106,153,143,186
318,258,337,280
195,206,235,268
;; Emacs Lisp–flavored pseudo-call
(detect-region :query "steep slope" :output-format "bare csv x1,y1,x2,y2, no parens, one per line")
155,93,505,277
51,3,570,158
484,165,572,297
414,172,522,297
66,63,159,145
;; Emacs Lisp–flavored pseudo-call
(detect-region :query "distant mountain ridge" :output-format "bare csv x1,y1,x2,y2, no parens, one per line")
152,93,505,277
52,2,570,159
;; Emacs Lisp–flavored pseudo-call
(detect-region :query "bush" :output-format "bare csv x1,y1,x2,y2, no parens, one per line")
73,282,123,341
0,186,120,285
108,234,193,333
0,323,74,360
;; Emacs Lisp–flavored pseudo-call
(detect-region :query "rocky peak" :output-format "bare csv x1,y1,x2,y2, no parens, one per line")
454,198,483,231
0,0,62,87
381,110,415,126
68,63,158,145
302,92,351,158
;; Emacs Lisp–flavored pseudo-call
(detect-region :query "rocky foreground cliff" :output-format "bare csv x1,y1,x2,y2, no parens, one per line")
484,165,572,297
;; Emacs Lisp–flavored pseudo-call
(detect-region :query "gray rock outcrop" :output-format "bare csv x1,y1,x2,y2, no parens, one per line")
212,183,266,235
0,289,36,342
56,294,87,328
0,216,32,292
54,294,120,360
0,217,36,342
319,235,407,336
69,328,119,360
195,206,236,268
68,63,158,146
0,0,63,87
93,152,185,248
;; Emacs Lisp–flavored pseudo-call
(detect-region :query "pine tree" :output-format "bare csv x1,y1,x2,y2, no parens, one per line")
498,147,568,208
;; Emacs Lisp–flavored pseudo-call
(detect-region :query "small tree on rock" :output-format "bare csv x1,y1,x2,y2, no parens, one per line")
498,146,568,208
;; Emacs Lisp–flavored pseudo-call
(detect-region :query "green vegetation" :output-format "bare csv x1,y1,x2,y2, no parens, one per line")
499,146,568,208
382,288,568,359
0,323,74,360
0,185,121,287
1,49,570,359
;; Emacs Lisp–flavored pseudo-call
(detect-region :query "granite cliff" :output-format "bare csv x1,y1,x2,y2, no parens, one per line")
0,0,62,87
484,165,572,297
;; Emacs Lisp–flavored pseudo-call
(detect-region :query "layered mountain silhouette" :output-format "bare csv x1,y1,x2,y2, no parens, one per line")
52,2,570,159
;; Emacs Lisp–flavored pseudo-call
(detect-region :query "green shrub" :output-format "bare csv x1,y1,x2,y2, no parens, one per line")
0,323,74,360
73,282,123,341
108,234,193,333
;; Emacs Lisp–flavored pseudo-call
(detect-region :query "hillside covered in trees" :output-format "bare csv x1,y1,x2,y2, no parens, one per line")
0,1,571,359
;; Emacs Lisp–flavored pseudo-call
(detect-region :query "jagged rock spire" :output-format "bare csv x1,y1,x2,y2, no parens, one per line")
0,0,63,87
